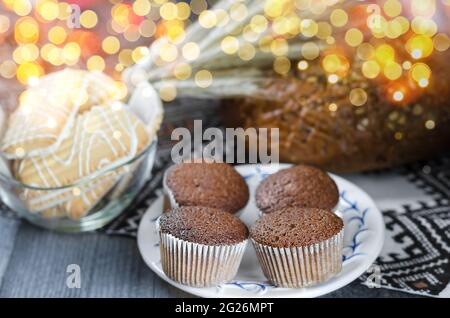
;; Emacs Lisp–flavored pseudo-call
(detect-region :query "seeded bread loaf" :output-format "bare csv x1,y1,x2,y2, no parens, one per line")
222,53,450,173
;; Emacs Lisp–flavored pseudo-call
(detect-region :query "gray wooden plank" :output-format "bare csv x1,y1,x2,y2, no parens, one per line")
0,219,416,298
0,216,20,288
0,221,190,298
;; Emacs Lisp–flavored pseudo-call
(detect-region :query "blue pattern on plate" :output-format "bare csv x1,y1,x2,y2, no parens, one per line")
219,281,274,294
339,191,369,262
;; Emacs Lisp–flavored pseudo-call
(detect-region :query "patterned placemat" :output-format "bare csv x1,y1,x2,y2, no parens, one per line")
0,98,449,297
359,157,450,297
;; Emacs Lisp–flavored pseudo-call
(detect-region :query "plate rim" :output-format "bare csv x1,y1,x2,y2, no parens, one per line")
137,163,385,298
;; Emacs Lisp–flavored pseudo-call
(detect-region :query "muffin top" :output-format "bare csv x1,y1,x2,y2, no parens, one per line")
250,207,343,248
255,165,339,213
165,162,249,213
159,206,248,245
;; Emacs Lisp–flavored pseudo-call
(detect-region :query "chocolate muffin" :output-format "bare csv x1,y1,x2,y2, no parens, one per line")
158,206,248,287
251,207,343,288
255,164,339,214
164,162,249,214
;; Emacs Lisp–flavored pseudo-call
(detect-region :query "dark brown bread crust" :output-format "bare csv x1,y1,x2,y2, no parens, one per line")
159,206,248,245
256,165,338,214
250,207,343,248
221,52,450,173
166,162,249,213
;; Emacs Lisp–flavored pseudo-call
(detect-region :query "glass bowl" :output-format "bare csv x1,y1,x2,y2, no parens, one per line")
0,139,157,232
0,79,163,233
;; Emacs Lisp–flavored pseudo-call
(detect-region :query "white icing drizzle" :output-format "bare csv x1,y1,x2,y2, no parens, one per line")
18,102,148,215
1,69,119,159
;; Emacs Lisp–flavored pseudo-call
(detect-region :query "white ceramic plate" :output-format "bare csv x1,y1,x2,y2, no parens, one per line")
137,163,385,298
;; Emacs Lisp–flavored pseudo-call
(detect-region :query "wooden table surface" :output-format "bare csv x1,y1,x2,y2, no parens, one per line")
0,215,417,298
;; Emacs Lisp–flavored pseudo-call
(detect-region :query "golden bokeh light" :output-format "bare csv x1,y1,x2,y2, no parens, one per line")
132,46,149,63
102,36,121,55
250,15,268,33
38,1,59,21
15,17,39,44
297,60,309,71
271,38,288,56
173,62,192,80
221,36,239,55
230,3,247,22
393,90,405,102
0,60,17,79
87,55,105,72
345,28,364,47
13,0,32,17
16,61,44,84
159,84,177,102
139,20,156,38
433,33,450,52
199,10,217,28
328,74,339,84
160,2,178,20
0,14,10,33
384,0,402,18
322,53,349,76
48,26,66,45
176,2,191,20
301,19,318,37
238,43,256,61
411,63,431,83
182,42,200,61
411,17,437,37
375,44,395,65
406,35,434,59
190,0,207,15
384,61,403,80
357,43,375,60
273,56,291,75
362,60,381,79
132,0,151,17
425,120,435,130
62,42,80,64
195,69,213,88
302,42,320,60
159,43,178,62
328,103,338,112
80,10,98,29
349,88,368,106
0,0,447,132
330,9,348,27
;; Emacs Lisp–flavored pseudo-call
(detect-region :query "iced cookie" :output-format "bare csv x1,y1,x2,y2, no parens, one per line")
15,102,150,186
15,102,152,219
1,69,122,158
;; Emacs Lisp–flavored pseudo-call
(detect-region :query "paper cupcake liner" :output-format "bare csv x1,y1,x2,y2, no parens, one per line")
159,232,247,287
162,165,180,209
162,165,245,217
252,229,344,288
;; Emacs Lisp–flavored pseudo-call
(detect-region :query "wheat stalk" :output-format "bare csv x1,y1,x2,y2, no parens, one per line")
124,0,359,98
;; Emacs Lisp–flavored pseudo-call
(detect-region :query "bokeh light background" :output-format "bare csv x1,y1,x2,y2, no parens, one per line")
0,0,450,116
